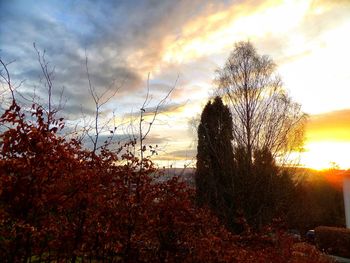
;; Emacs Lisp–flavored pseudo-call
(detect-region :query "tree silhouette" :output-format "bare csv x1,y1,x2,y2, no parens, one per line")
195,96,236,228
215,42,306,229
216,41,306,168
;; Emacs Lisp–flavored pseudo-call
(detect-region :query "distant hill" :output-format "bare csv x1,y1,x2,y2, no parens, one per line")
156,166,350,189
156,167,195,186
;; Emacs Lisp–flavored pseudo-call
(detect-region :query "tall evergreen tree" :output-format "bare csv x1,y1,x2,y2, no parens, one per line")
195,96,236,228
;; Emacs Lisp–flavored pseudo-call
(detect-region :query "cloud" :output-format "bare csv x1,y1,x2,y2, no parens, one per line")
2,0,333,118
80,133,136,151
171,84,206,100
143,134,171,145
123,101,188,119
0,0,231,120
298,0,350,40
144,102,187,116
307,109,350,142
155,149,196,162
168,149,196,159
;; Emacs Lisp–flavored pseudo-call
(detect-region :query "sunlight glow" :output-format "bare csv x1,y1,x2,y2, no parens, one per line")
301,141,350,170
280,20,350,113
162,0,312,63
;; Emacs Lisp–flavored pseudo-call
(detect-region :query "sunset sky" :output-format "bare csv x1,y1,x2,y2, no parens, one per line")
1,0,349,170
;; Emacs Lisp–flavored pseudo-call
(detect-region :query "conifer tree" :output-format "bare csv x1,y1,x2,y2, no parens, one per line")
195,96,236,228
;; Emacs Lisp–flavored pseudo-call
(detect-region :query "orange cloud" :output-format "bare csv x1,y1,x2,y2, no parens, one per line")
162,0,314,63
307,109,350,142
301,109,350,169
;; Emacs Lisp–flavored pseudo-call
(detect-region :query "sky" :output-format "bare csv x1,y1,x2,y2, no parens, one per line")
1,0,349,170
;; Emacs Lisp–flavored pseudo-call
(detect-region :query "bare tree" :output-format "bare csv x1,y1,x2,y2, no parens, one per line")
1,45,65,130
34,44,68,131
0,59,15,102
83,52,121,155
216,41,306,167
138,74,178,169
214,41,307,229
2,50,175,165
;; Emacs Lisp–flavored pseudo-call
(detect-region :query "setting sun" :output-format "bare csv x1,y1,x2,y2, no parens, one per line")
301,109,350,170
301,141,350,170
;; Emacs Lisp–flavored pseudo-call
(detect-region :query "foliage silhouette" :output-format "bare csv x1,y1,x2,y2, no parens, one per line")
195,96,237,230
214,41,305,229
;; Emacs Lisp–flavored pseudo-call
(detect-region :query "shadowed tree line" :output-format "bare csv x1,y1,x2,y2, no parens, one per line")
195,42,344,233
196,96,296,232
287,170,346,233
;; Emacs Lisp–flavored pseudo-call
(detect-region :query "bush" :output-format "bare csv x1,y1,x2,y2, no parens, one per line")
0,100,241,262
315,226,350,257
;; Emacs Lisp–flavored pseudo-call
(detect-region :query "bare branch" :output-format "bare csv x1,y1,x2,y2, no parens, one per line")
83,51,121,155
138,74,178,167
0,58,15,102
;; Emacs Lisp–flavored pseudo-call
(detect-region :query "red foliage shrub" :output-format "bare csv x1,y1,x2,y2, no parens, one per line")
0,99,332,262
232,222,332,263
0,100,238,262
315,226,350,257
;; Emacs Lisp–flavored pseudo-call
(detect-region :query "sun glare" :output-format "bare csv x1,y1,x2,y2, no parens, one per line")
301,141,350,170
